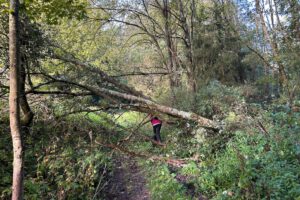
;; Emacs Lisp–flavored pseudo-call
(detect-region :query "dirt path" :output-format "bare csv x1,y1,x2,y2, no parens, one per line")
106,155,150,200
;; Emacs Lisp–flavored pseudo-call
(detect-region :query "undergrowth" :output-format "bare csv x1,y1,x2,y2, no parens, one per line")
142,162,190,200
141,82,300,200
0,110,114,200
1,82,300,200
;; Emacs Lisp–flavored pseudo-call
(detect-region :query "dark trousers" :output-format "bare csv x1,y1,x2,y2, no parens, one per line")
153,124,162,142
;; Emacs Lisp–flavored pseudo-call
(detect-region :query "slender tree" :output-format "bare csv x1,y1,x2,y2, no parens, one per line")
8,0,23,199
255,0,288,88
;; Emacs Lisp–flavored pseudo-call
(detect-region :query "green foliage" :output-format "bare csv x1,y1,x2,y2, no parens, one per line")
23,0,87,24
168,81,243,118
115,111,143,127
0,111,112,199
196,81,243,116
0,1,9,14
153,82,300,200
146,164,189,200
180,162,200,176
0,122,12,199
196,111,300,200
35,146,110,199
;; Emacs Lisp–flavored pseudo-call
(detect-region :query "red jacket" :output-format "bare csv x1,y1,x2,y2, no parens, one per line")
150,117,162,126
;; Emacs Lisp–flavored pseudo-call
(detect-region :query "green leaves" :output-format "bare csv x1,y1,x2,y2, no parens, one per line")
23,0,87,24
146,165,189,200
197,122,300,199
0,1,11,14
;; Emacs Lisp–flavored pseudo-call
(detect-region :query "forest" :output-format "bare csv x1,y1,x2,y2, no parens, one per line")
0,0,300,199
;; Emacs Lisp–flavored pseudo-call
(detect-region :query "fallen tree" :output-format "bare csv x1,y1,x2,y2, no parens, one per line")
26,53,219,129
57,55,218,128
93,87,218,129
28,74,218,129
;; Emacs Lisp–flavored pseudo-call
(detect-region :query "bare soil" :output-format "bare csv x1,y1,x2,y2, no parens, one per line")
106,155,150,200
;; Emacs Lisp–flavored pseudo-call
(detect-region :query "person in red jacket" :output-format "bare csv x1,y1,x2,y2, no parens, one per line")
150,115,162,143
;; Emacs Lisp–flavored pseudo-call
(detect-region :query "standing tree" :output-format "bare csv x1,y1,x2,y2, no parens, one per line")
8,0,23,199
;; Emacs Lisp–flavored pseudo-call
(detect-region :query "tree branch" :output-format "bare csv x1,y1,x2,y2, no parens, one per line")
26,90,93,96
112,71,169,77
95,140,186,167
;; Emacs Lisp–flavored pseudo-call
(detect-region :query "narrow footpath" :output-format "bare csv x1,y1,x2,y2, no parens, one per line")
106,155,150,200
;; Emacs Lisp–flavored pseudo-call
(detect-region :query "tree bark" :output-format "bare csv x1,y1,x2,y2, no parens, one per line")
9,0,23,199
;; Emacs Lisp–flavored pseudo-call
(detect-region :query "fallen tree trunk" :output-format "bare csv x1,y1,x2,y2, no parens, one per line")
35,77,218,130
28,73,218,129
33,53,218,129
91,87,218,129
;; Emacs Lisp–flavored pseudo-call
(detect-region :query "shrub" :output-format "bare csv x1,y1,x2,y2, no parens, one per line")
196,110,300,199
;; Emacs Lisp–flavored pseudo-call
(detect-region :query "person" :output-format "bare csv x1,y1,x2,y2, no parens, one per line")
150,115,162,143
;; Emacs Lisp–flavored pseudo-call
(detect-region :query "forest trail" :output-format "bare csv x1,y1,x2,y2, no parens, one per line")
106,155,150,200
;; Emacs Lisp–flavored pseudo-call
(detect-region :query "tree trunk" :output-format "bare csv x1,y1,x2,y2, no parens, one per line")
52,54,149,99
20,56,34,126
255,0,288,88
187,73,197,93
75,83,218,129
9,0,23,199
179,0,197,92
162,0,181,89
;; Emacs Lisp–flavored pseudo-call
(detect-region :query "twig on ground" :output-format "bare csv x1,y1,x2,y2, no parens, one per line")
95,140,190,168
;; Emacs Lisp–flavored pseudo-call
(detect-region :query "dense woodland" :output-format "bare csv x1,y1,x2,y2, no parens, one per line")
0,0,300,199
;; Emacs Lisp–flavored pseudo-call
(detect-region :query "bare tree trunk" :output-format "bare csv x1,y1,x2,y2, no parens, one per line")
9,0,23,199
162,0,181,88
179,0,197,92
